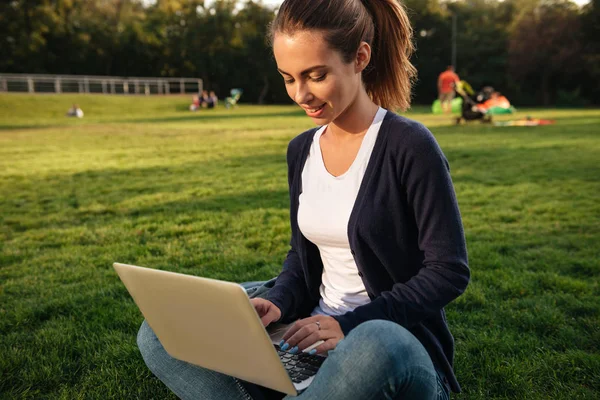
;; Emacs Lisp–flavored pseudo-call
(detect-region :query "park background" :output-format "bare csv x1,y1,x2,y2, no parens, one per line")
2,0,600,106
1,0,599,399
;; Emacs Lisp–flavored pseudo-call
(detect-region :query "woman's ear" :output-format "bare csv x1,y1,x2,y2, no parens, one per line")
355,42,372,73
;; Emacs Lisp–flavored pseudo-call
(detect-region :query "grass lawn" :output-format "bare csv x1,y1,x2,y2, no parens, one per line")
1,94,599,399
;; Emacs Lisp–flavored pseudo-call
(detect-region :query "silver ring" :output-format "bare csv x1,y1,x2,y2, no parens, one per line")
315,321,321,330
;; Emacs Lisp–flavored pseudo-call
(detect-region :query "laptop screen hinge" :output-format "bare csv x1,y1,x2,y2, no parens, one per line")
233,378,254,400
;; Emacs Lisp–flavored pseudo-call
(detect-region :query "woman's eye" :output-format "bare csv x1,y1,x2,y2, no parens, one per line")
311,74,326,82
284,79,294,85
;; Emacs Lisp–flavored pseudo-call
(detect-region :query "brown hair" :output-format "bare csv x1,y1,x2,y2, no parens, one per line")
269,0,417,111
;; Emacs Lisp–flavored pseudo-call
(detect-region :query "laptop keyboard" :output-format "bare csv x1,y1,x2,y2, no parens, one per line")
274,344,326,383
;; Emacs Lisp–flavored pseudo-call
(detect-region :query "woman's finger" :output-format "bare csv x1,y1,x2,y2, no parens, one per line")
250,299,281,326
260,306,279,327
296,331,329,351
314,337,340,355
283,321,319,348
281,316,319,342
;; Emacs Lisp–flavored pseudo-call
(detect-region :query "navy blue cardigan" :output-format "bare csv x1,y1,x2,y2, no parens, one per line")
264,111,470,393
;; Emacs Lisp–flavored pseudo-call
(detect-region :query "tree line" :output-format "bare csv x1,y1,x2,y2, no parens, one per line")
1,0,598,106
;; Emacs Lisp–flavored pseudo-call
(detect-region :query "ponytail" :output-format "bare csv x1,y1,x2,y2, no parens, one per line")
270,0,417,111
361,0,417,111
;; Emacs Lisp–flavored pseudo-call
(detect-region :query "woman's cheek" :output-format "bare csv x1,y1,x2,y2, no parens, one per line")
286,86,295,102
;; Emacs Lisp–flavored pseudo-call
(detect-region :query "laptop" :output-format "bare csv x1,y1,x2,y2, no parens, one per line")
113,262,326,396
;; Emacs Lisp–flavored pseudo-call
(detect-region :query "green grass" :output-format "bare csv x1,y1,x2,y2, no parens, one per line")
1,94,599,399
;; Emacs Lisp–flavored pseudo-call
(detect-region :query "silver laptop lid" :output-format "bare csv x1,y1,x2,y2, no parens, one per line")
113,263,296,395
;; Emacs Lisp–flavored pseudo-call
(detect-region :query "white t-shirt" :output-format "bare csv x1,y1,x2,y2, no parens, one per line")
298,107,387,316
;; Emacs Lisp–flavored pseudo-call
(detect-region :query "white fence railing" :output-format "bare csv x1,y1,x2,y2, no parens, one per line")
0,73,203,95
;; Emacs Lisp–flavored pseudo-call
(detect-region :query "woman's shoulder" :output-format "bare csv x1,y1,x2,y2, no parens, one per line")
384,112,435,144
383,111,444,158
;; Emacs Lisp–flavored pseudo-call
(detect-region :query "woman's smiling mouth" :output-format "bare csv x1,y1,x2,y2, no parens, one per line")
304,103,327,117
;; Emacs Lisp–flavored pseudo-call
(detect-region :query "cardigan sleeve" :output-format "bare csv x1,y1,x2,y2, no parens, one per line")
334,121,470,333
264,134,312,322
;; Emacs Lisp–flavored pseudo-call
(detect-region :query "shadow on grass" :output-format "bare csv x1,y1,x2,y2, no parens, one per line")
125,188,289,217
446,146,599,185
0,124,68,131
115,109,307,124
1,152,290,230
3,140,598,202
3,144,598,247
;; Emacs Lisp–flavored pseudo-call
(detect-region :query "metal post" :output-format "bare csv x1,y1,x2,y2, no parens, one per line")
78,81,84,93
110,80,115,94
1,78,7,92
55,78,61,93
102,81,107,94
27,77,34,93
180,79,184,94
158,81,162,95
144,82,150,95
84,77,90,93
198,79,203,94
165,81,170,95
124,81,129,94
451,13,457,70
135,80,139,94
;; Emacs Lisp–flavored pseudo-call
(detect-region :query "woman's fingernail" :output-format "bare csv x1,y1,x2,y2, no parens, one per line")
309,349,317,355
289,346,298,354
281,343,289,351
279,340,285,347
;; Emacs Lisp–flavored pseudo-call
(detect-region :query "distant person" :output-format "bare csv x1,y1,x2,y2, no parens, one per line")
477,91,510,113
189,95,201,111
225,88,243,109
207,91,218,108
66,104,84,118
199,90,210,108
438,65,460,113
476,86,495,103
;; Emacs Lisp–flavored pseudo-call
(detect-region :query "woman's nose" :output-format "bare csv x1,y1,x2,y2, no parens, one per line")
294,82,313,105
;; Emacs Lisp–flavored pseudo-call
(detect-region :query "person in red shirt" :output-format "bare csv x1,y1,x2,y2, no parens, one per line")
438,66,460,113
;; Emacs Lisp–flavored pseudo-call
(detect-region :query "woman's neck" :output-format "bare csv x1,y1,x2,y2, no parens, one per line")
328,91,380,141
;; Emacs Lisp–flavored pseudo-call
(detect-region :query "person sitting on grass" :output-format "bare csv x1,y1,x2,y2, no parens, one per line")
477,91,511,113
199,90,210,108
207,91,218,109
189,95,201,111
66,104,84,118
137,0,470,399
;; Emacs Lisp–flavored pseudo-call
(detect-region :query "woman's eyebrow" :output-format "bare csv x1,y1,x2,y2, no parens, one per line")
277,65,328,76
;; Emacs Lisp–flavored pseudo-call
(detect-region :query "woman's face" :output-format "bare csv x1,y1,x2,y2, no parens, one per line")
273,30,364,125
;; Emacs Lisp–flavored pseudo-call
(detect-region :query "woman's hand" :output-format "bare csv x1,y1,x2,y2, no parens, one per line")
280,316,344,355
250,298,281,327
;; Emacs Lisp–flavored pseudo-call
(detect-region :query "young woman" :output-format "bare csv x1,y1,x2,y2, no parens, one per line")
137,1,469,399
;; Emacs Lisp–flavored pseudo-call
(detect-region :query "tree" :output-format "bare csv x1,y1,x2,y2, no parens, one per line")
580,0,600,102
508,0,584,105
235,1,283,103
403,0,452,104
1,0,597,105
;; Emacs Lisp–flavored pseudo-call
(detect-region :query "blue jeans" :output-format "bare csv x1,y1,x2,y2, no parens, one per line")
137,281,450,400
